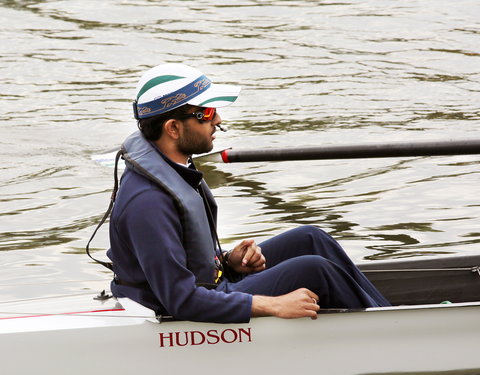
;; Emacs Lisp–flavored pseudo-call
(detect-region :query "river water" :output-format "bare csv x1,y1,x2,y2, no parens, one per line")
1,0,479,301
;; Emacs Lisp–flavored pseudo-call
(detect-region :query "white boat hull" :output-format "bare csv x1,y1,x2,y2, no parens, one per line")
2,294,480,375
3,253,480,374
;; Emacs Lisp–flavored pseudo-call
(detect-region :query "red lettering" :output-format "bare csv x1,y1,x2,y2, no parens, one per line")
175,331,189,347
206,329,220,345
159,332,174,347
190,331,206,346
220,329,238,344
159,328,252,347
238,328,252,343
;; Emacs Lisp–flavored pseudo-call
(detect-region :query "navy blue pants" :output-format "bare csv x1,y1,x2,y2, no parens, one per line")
220,225,390,308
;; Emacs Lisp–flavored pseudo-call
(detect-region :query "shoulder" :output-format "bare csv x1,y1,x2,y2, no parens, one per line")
114,169,178,221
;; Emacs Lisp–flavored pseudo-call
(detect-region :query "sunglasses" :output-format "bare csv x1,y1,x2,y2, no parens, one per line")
181,107,216,122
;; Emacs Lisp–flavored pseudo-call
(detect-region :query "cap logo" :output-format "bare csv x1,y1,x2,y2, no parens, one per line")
135,75,211,119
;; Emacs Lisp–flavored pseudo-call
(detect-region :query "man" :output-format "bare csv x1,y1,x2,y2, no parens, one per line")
107,63,390,323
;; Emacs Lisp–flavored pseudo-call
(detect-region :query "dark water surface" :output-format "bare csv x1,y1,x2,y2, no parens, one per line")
1,0,479,300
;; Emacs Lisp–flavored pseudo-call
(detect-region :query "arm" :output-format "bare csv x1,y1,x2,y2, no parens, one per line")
116,189,252,323
222,238,320,318
252,289,320,319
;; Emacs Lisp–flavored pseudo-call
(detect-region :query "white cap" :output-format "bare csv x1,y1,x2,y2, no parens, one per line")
133,63,241,119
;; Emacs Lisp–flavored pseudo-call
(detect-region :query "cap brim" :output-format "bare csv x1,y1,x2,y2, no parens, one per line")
187,83,241,108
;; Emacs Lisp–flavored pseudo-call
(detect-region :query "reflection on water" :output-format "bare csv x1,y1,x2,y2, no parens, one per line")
1,0,479,298
200,154,480,261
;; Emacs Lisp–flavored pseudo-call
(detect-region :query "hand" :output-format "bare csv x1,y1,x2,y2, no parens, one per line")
252,288,320,320
226,239,266,274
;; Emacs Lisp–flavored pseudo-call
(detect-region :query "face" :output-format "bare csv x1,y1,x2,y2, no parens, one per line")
176,108,220,156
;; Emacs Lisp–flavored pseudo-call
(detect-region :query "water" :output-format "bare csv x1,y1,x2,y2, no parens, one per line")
1,0,479,301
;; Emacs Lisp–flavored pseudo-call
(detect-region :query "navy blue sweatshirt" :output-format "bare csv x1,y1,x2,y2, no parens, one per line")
107,151,252,323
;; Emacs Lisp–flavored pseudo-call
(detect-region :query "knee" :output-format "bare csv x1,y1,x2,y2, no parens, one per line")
297,225,320,235
298,225,327,237
295,225,349,259
296,225,332,246
285,256,334,287
289,255,332,274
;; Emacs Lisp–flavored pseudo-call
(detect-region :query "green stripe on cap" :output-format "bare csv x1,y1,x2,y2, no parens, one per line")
198,96,238,106
137,75,184,100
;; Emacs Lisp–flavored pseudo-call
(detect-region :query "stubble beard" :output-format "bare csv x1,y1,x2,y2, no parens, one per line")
177,124,214,156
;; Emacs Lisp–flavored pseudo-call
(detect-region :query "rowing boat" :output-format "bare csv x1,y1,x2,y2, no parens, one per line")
2,253,480,375
23,141,478,373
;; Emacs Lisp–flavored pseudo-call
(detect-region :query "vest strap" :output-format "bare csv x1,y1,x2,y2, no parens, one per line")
85,149,123,271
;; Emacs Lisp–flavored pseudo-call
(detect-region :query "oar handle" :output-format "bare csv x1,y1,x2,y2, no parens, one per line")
219,139,480,163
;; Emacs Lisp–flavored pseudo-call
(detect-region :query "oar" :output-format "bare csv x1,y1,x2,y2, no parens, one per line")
197,139,480,163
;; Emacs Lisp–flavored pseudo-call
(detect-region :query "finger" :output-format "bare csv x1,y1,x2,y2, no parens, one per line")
241,239,255,247
304,295,320,308
234,239,252,253
245,248,263,264
251,263,266,273
306,306,319,319
305,289,319,303
241,243,259,265
249,254,266,268
249,257,266,269
308,303,320,320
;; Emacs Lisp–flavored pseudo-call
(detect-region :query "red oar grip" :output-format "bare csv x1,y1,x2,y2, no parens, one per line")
220,150,230,163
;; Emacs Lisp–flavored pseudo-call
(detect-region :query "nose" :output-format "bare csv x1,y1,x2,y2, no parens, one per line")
213,111,222,125
213,112,228,132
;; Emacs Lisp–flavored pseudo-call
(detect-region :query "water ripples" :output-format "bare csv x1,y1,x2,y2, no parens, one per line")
1,0,479,296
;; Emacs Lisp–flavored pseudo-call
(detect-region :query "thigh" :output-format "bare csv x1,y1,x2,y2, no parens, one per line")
225,255,325,296
232,226,391,307
224,255,387,308
259,225,354,269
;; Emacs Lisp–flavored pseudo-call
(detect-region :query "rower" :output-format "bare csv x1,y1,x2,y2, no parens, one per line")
93,63,390,323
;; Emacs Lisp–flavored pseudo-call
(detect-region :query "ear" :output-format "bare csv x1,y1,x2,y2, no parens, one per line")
163,119,182,140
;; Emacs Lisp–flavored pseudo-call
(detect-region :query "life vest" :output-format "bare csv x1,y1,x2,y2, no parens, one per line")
86,131,220,286
120,131,218,285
